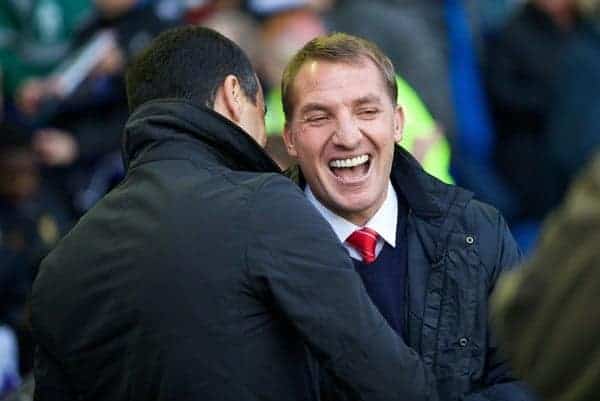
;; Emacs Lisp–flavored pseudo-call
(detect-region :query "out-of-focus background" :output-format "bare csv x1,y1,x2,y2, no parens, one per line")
1,0,600,398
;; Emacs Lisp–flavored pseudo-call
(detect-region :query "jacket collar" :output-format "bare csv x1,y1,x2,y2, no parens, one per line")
287,145,469,218
122,98,280,173
389,146,454,217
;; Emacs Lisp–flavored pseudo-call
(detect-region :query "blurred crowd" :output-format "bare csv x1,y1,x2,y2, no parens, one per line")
1,0,600,398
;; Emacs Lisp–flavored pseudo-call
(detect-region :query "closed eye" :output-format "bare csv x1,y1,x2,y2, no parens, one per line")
357,108,380,119
303,114,331,126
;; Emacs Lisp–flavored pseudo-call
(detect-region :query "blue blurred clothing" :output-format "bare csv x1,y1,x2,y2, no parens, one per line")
0,325,20,397
548,20,600,193
445,0,518,220
446,0,493,160
486,3,571,220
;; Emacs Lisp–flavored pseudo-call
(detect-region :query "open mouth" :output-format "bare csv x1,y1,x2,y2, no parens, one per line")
328,154,371,183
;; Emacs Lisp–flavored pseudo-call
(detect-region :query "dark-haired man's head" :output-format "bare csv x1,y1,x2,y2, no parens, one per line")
126,25,267,146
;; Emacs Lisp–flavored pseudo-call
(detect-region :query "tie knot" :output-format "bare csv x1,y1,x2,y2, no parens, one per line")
346,227,379,264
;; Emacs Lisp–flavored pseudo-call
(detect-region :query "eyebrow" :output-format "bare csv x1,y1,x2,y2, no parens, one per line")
353,95,383,106
298,95,383,114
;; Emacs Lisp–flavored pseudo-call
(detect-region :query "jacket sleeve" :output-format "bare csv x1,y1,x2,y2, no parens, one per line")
463,210,537,401
245,175,438,401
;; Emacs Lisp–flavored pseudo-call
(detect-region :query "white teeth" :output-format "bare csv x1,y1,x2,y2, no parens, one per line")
329,155,369,168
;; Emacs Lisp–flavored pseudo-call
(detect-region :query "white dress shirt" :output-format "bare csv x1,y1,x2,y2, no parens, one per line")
305,182,398,261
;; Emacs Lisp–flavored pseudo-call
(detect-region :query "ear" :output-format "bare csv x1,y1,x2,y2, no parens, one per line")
282,123,298,158
393,105,404,143
214,75,244,123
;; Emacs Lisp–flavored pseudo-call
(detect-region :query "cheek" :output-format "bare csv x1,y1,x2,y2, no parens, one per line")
257,118,265,135
295,148,323,176
293,129,320,155
373,124,400,149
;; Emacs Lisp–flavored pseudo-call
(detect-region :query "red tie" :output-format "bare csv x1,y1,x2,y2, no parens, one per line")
346,227,379,264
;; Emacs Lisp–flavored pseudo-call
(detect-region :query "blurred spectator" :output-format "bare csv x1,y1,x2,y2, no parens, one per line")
2,373,33,401
247,0,309,16
30,0,181,213
0,66,4,121
492,151,600,401
547,0,600,203
201,9,261,70
326,0,456,142
442,0,523,239
479,0,526,35
185,0,248,22
0,123,74,374
487,0,580,222
0,325,20,397
0,0,92,117
258,7,325,95
246,0,333,17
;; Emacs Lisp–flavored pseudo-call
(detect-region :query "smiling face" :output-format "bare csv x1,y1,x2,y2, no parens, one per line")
283,58,403,225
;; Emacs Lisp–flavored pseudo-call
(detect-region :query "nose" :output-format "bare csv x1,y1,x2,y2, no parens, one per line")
331,114,361,149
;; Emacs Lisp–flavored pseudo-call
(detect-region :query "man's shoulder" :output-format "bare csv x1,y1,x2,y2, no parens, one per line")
462,196,504,228
417,169,500,230
244,172,313,217
418,177,518,267
230,170,295,194
202,168,302,211
389,150,507,237
244,172,341,246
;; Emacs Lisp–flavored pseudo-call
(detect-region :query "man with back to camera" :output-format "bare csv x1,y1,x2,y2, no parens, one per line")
282,33,536,401
30,26,439,401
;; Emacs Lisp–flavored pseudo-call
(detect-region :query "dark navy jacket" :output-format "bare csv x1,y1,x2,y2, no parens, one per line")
290,146,535,401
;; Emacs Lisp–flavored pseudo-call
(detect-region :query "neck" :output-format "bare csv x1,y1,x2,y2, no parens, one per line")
330,186,389,227
338,207,379,227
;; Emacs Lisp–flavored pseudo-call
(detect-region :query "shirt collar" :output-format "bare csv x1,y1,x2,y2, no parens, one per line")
305,181,398,247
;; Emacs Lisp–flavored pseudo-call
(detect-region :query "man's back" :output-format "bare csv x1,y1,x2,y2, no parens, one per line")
31,115,316,400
